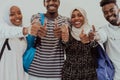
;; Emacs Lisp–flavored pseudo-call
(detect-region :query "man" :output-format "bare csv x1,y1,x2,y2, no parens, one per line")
27,0,69,80
93,0,120,80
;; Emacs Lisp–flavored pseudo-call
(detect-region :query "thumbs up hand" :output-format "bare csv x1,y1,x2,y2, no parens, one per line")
37,19,47,38
30,20,40,36
53,19,62,38
61,24,69,42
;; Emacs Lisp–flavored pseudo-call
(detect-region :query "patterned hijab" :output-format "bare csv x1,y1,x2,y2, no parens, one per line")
70,8,92,41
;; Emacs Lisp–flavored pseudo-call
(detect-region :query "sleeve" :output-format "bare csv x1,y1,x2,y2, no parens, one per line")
31,13,40,24
96,26,107,44
0,24,24,38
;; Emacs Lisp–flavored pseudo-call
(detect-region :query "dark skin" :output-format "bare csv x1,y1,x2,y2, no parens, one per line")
38,0,62,38
88,3,120,42
37,0,68,39
102,3,120,26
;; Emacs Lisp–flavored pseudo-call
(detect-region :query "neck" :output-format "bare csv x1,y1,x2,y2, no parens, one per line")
45,12,58,19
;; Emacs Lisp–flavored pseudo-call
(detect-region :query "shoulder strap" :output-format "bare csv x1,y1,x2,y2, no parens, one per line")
0,39,11,61
34,13,45,47
39,13,45,26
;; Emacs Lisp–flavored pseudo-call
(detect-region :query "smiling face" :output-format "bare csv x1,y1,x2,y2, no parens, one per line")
71,9,85,28
102,3,120,26
44,0,60,14
9,6,22,26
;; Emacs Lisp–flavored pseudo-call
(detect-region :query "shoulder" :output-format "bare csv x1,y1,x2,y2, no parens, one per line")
31,13,40,19
58,15,70,26
59,15,69,21
98,24,108,31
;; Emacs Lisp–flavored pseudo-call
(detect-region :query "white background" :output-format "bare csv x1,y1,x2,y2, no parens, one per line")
0,0,120,28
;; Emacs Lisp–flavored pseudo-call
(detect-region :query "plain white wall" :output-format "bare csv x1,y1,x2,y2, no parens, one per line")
0,0,120,28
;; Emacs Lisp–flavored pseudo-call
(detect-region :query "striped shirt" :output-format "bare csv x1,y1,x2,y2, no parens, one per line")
28,13,69,78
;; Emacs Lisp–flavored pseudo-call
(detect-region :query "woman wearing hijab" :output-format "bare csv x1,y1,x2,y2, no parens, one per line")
61,8,98,80
0,3,28,80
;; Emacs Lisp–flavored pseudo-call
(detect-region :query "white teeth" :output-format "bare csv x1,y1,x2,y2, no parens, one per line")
109,16,115,21
16,19,20,22
75,22,80,24
49,6,55,9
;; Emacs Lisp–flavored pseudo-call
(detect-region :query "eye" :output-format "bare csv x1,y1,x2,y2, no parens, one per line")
77,14,83,17
10,13,15,17
17,11,22,15
103,11,108,15
45,0,50,2
109,8,114,13
53,0,58,2
45,0,58,2
71,14,75,18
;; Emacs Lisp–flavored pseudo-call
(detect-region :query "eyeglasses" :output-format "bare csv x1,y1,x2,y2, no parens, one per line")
45,0,59,2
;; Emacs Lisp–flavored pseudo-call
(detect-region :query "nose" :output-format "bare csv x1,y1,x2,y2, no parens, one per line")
74,16,79,20
49,0,55,4
15,14,19,18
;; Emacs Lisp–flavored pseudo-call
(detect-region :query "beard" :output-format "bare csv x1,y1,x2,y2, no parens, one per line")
49,12,56,15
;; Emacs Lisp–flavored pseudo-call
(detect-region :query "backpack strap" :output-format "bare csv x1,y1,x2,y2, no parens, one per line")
0,39,11,61
34,13,45,47
40,13,45,26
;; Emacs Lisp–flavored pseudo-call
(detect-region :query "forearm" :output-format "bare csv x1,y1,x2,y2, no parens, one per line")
0,26,24,38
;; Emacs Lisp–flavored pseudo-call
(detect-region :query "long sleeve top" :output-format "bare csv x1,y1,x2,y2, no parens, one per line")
0,23,24,38
97,24,120,80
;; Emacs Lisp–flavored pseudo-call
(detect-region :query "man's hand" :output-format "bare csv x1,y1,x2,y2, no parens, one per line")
53,20,62,38
37,19,47,38
61,24,69,42
30,22,40,36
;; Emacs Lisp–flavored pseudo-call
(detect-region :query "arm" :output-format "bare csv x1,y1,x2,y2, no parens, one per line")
0,21,40,38
94,27,108,44
0,24,24,38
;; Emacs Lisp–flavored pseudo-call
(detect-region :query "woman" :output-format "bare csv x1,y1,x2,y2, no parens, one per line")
0,4,28,80
62,8,99,80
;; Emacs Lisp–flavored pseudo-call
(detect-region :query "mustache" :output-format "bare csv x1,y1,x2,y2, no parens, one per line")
47,4,56,8
106,14,116,20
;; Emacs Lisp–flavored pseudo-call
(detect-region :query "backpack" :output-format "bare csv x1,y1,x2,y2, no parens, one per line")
96,44,115,80
23,13,45,72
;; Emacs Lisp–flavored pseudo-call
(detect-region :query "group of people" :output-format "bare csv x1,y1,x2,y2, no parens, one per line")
0,0,120,80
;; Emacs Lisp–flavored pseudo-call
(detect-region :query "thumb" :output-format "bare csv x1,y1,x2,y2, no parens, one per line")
81,29,84,35
54,19,58,28
44,19,47,29
92,25,96,32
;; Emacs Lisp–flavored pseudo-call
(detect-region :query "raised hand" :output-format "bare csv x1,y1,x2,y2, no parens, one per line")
37,19,47,38
80,29,90,44
61,24,69,42
53,19,62,38
30,22,40,36
88,25,96,41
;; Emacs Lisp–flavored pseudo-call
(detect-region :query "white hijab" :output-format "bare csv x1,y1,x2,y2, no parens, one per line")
71,8,92,41
2,1,23,27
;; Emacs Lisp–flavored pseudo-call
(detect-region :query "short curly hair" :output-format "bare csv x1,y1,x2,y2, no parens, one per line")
100,0,116,7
